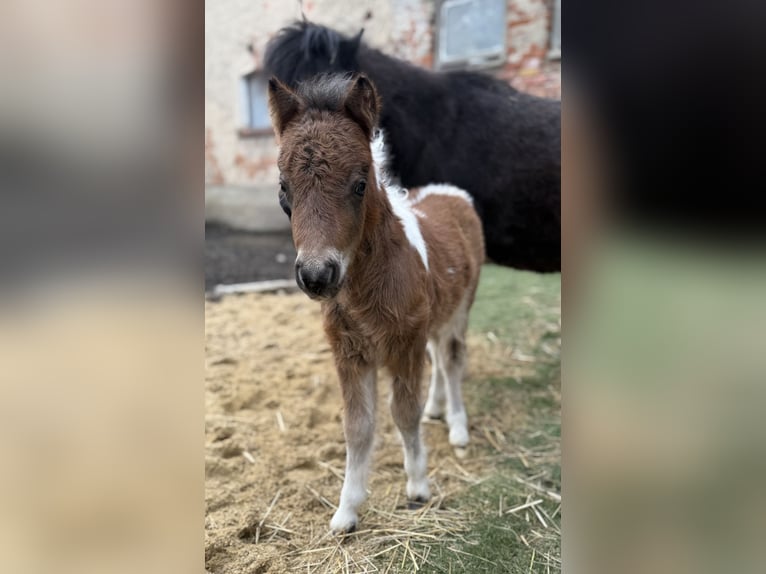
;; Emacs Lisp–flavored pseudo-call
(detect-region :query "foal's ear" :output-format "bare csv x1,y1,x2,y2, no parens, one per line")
343,74,380,139
267,77,300,140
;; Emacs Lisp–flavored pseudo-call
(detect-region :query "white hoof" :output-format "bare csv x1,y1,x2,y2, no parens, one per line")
449,425,470,448
330,508,358,534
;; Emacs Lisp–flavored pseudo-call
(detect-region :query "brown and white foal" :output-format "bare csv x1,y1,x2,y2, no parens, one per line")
268,73,484,534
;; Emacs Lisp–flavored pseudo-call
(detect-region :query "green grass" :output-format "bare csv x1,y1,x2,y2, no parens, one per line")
423,472,561,574
426,264,561,573
469,264,561,347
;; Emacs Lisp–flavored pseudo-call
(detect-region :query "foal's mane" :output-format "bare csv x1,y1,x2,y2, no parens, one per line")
294,72,358,112
371,129,403,195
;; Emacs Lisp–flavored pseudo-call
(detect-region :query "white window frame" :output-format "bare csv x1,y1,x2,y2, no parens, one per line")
549,0,561,60
435,0,508,71
238,70,271,132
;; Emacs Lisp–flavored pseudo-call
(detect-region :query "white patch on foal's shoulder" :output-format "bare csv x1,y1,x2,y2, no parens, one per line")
371,130,429,270
414,183,474,205
388,192,430,271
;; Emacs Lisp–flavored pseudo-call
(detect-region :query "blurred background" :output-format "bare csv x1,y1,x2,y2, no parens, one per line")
1,1,202,573
204,0,561,290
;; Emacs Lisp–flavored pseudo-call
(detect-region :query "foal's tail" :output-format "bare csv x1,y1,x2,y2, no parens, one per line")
264,21,364,88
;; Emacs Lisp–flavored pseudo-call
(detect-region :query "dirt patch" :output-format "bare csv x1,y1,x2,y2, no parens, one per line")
205,223,296,290
205,291,538,573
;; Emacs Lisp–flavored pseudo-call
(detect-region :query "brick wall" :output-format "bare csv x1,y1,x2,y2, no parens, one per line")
502,0,561,98
205,0,561,188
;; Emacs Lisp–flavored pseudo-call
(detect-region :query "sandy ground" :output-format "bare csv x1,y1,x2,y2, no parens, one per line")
205,291,537,573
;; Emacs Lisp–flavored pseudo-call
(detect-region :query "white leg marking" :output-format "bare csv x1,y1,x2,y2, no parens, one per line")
390,382,431,502
445,369,469,448
331,369,376,533
441,302,471,448
437,336,469,447
423,340,446,419
400,427,430,501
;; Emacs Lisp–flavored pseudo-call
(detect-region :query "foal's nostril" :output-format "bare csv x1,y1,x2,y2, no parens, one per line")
326,261,338,285
296,259,340,297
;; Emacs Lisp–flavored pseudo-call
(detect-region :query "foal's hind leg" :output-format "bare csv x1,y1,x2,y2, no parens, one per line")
443,333,469,447
423,340,446,419
438,306,471,448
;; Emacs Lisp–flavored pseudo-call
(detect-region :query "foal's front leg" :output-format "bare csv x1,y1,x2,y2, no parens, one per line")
331,363,377,534
390,351,431,505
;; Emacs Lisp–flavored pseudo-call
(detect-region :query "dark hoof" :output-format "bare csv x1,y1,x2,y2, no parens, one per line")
421,414,444,424
331,523,356,536
407,497,428,510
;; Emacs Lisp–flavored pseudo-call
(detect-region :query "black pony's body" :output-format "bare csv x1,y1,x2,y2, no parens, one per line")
265,22,561,272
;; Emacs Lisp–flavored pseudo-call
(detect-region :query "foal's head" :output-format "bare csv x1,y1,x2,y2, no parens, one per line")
268,73,381,300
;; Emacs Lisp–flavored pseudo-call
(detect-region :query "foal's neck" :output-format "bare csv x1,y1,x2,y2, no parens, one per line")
349,183,408,280
333,182,426,328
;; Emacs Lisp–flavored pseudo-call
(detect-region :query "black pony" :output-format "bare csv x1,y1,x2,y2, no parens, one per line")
264,21,561,273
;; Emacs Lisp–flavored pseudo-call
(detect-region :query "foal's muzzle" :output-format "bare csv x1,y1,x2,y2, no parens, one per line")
295,257,341,299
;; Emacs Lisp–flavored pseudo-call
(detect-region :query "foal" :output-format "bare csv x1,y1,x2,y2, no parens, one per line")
268,73,484,534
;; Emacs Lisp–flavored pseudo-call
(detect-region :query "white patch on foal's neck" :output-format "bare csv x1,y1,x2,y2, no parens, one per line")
413,183,474,205
371,130,429,271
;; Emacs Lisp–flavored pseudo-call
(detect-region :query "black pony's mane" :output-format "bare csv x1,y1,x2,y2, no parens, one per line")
264,21,363,88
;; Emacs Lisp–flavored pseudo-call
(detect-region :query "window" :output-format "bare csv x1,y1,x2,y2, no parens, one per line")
436,0,507,70
239,71,271,134
549,0,561,60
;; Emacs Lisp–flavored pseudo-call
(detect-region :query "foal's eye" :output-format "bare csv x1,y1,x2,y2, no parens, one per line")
353,180,366,197
279,197,291,218
278,184,291,218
